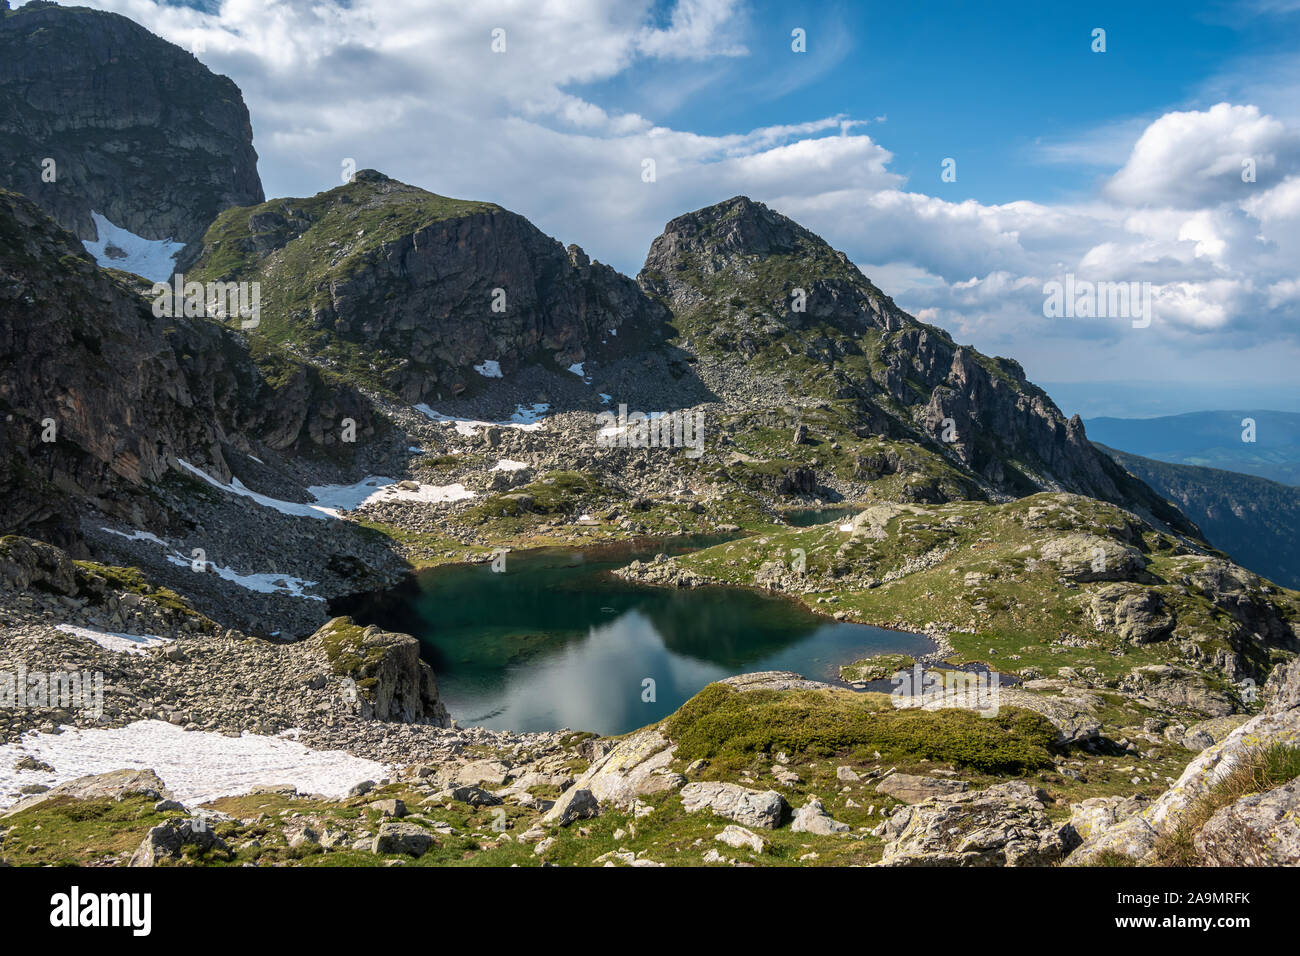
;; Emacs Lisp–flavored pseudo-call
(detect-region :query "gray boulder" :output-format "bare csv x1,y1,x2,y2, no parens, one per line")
791,797,850,835
715,824,766,853
446,785,503,808
566,729,684,809
875,781,1077,867
542,787,600,827
130,818,229,866
373,821,435,857
680,782,789,830
1039,534,1143,582
875,773,969,805
1089,584,1174,643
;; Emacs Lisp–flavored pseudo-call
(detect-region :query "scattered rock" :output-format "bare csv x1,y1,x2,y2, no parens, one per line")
680,781,788,829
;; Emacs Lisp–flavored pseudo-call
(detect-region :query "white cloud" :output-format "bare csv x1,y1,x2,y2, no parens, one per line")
1106,103,1300,207
76,1,1300,388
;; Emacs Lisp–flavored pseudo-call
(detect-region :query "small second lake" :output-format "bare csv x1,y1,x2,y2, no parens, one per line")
333,537,932,735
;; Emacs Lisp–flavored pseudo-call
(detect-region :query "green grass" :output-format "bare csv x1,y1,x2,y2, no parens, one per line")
664,683,1058,774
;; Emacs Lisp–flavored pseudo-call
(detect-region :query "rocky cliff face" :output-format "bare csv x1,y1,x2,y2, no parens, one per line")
638,196,1195,533
0,187,383,545
186,170,673,403
311,617,450,726
0,2,263,247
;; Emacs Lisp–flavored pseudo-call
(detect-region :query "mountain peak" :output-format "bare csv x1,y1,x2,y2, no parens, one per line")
649,195,822,263
0,1,263,245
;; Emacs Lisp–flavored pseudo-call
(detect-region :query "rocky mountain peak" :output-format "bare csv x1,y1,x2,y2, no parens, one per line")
0,2,263,246
640,195,865,284
187,174,672,402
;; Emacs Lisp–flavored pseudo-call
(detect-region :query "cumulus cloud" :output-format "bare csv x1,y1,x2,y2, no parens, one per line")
1105,103,1300,207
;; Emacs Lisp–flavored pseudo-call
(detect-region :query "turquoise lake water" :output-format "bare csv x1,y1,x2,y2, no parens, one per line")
334,537,932,735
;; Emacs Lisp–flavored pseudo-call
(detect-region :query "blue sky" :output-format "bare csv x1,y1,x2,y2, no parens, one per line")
604,0,1294,204
82,0,1300,414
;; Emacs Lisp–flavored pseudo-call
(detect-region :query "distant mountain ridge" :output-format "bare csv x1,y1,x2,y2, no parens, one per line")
1085,411,1300,486
1098,443,1300,590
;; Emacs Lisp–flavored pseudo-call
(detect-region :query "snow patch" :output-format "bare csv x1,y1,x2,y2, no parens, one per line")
54,625,172,655
81,212,184,283
0,721,389,808
473,360,503,378
509,403,550,425
176,459,337,520
304,476,395,513
492,459,529,472
176,464,475,523
164,554,323,601
414,403,549,434
380,482,475,504
100,527,169,549
308,476,475,509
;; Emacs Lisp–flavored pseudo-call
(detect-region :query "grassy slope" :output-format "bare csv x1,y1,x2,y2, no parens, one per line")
645,492,1300,684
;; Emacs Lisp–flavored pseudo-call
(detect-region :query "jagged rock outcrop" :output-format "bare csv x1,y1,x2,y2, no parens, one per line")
130,816,230,866
0,2,263,247
874,780,1080,866
186,171,673,402
0,534,215,638
1120,664,1235,718
2,768,171,818
0,188,383,543
1193,779,1300,865
309,617,450,726
637,196,1198,531
1067,657,1300,865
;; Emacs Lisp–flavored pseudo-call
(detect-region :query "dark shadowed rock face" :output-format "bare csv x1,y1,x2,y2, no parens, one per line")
186,171,673,403
0,188,382,544
637,196,1197,533
310,617,450,727
0,2,263,246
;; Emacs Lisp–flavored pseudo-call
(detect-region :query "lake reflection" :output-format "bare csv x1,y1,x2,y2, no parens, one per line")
333,538,932,735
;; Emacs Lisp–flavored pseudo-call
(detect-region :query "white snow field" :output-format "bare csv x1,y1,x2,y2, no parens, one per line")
414,402,550,434
80,212,184,282
176,460,474,520
0,721,389,809
162,554,324,601
54,624,173,655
